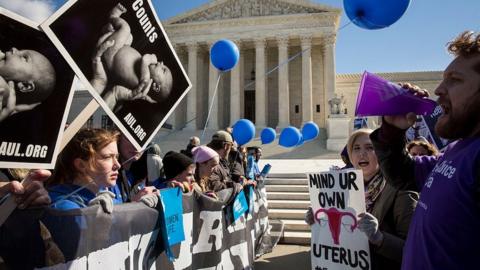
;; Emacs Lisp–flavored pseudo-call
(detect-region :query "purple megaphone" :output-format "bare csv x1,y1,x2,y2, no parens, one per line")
355,71,437,117
315,208,357,245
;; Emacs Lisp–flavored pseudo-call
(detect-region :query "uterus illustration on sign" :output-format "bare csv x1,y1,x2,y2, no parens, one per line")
315,207,358,245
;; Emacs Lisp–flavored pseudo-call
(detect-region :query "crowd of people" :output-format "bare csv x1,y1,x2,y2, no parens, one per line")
1,30,479,270
39,128,262,211
0,126,261,213
0,129,266,209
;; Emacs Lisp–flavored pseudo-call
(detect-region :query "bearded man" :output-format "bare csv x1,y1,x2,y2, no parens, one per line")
370,31,480,270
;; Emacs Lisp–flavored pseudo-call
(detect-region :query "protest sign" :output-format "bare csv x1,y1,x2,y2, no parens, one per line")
41,0,191,150
0,9,75,169
246,185,255,214
308,169,371,270
406,105,450,150
353,117,368,130
233,190,248,221
159,187,184,261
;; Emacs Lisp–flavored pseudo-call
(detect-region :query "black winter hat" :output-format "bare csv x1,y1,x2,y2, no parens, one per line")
163,151,194,180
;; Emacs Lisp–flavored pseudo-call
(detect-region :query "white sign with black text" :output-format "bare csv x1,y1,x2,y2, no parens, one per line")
0,9,75,169
308,169,371,270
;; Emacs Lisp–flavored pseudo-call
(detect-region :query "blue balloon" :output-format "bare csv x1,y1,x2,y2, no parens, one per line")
343,0,411,30
279,126,302,148
210,39,240,71
260,128,276,144
302,121,319,141
232,119,255,146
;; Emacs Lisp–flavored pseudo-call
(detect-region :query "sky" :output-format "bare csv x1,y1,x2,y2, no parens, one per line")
1,0,479,74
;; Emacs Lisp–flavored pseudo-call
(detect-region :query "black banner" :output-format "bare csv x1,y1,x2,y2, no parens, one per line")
0,186,279,269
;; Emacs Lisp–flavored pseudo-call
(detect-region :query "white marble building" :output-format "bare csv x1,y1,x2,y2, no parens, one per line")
165,0,341,131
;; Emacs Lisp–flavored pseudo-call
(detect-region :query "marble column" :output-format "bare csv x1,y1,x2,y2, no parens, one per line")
230,40,242,127
277,36,290,128
185,42,198,130
323,34,337,122
170,45,184,130
254,38,267,127
208,42,219,130
301,36,313,123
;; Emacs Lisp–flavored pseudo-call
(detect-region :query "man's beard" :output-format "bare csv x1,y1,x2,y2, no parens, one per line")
435,92,480,139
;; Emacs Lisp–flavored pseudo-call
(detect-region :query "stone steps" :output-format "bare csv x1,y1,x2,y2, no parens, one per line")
267,192,310,201
282,231,311,245
266,185,309,192
269,209,307,219
282,219,311,232
265,174,312,245
268,199,310,209
264,178,308,185
267,173,307,179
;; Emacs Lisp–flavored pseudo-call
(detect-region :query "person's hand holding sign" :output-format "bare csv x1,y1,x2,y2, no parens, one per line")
0,169,51,224
358,212,384,246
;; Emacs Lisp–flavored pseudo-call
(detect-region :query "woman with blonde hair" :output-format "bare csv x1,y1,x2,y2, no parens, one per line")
306,129,418,269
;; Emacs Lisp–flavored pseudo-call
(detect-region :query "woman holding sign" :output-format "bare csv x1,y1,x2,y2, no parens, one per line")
306,129,418,269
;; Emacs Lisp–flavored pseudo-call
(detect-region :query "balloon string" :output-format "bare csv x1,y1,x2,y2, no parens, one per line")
243,17,355,92
201,72,223,141
48,182,94,207
338,16,355,31
121,143,155,166
243,47,310,90
156,117,198,142
351,16,388,29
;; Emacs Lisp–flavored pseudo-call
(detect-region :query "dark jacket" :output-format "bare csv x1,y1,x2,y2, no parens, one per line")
228,149,245,183
370,182,418,270
208,158,243,203
370,123,420,192
208,158,231,192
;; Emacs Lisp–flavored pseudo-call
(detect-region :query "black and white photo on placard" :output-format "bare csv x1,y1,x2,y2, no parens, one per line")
0,9,75,169
41,0,191,150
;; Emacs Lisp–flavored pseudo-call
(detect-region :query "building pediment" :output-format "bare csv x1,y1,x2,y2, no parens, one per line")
167,0,340,24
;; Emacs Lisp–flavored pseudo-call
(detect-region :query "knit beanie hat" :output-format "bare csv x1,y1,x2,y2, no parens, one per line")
163,151,194,180
191,145,219,163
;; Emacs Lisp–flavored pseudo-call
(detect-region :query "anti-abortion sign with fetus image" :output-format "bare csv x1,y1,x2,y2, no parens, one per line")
308,169,371,270
41,0,191,150
0,9,75,169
